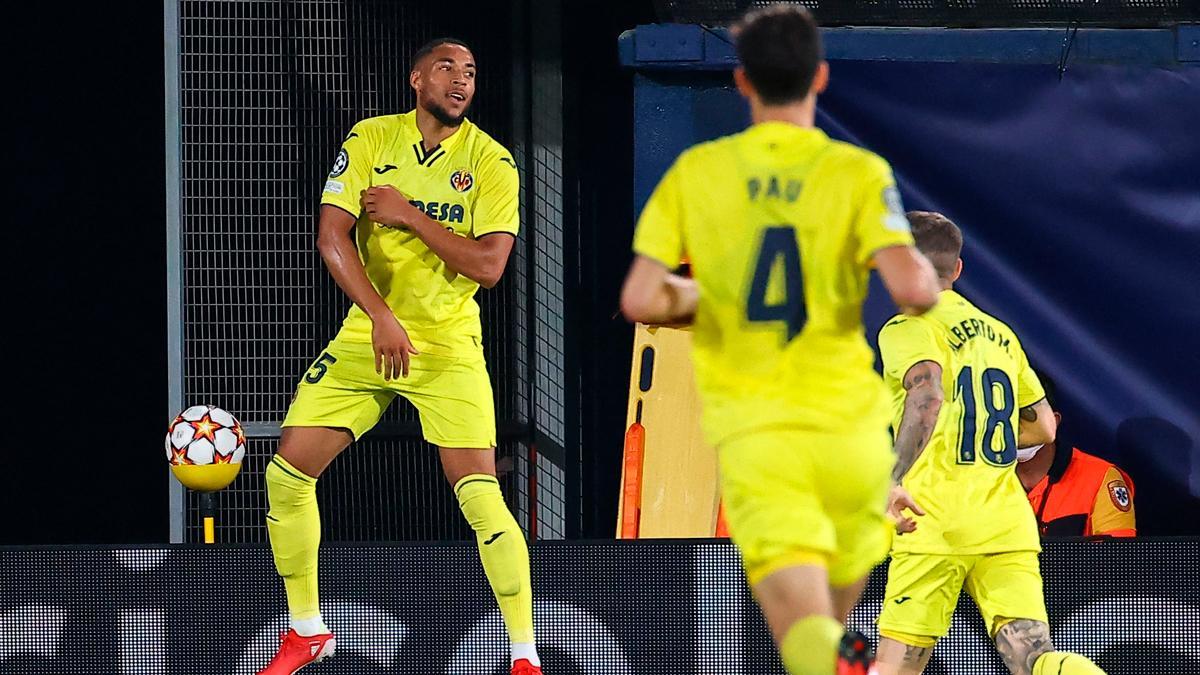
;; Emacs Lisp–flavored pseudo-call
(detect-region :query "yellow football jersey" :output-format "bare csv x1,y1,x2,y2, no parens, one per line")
320,111,519,355
878,289,1045,554
633,122,914,446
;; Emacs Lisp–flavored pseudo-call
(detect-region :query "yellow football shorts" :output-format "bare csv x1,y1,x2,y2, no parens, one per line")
878,551,1048,641
718,427,894,588
282,337,496,448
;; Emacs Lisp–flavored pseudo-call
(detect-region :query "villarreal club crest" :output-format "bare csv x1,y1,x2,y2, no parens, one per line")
450,168,474,193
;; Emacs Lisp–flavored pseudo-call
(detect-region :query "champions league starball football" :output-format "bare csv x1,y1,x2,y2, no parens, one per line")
165,405,246,492
166,405,247,465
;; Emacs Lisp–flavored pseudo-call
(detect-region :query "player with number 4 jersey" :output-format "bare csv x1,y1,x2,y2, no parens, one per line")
874,212,1105,675
621,7,941,674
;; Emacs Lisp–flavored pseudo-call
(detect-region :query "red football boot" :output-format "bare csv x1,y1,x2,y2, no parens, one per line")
511,658,543,675
256,629,337,675
836,630,878,675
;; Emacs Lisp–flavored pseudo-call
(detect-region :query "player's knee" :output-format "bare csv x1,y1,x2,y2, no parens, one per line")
779,616,844,675
439,447,497,487
276,426,352,476
453,474,509,525
453,475,521,538
265,455,317,508
1033,652,1106,675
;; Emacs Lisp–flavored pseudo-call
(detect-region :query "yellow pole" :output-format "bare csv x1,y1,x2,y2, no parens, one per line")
200,491,217,544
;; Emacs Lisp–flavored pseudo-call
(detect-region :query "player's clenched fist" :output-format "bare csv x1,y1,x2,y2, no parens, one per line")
371,313,420,380
361,185,419,228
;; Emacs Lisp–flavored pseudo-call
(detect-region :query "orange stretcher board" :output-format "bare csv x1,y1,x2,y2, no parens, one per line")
617,324,722,538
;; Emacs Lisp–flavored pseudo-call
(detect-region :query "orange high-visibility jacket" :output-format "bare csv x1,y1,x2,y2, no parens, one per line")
1027,447,1136,537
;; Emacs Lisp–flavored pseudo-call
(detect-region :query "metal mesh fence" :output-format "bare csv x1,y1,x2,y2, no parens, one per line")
530,0,569,540
174,0,568,542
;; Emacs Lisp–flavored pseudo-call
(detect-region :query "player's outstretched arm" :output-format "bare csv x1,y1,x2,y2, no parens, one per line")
873,245,940,315
620,256,698,326
316,204,419,379
360,186,514,288
1017,398,1056,448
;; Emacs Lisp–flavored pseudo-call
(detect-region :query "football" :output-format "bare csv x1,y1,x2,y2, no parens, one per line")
165,405,247,466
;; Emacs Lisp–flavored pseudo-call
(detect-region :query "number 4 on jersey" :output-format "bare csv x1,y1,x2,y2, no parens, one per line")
746,225,806,341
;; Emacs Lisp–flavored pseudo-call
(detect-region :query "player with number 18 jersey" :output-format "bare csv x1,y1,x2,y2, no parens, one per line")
873,213,1106,675
879,294,1043,557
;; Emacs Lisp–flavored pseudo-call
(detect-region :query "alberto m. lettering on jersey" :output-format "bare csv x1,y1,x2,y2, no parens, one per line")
946,317,1011,353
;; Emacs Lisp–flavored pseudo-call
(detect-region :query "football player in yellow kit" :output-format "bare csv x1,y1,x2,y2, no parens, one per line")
621,6,940,674
257,38,542,675
874,212,1105,675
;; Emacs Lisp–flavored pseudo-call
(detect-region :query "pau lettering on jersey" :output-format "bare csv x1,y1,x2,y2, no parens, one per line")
409,199,465,223
947,317,1011,353
747,175,803,203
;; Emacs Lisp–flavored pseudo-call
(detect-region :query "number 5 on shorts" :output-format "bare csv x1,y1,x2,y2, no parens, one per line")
304,352,338,384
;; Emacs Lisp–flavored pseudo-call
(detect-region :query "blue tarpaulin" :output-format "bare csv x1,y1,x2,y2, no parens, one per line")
821,60,1200,507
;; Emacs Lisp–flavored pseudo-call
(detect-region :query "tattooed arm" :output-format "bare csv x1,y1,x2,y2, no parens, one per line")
892,360,945,482
1017,398,1056,448
995,619,1054,675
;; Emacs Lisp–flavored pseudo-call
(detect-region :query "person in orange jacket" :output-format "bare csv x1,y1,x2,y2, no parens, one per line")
1016,372,1136,537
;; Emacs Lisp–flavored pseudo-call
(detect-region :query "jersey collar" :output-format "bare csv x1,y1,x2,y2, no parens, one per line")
1047,443,1076,483
401,109,471,154
937,288,972,312
746,120,828,143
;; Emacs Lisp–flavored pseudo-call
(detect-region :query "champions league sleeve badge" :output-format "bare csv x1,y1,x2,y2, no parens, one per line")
883,185,909,232
330,148,349,178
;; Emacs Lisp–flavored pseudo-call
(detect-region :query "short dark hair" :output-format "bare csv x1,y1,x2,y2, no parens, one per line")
907,211,963,280
734,5,822,106
411,37,471,72
1037,370,1059,412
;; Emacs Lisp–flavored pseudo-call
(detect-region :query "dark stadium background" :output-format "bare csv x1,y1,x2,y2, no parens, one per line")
9,4,167,543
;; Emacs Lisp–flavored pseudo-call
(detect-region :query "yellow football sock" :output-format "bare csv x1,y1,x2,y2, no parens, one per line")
1034,652,1107,674
265,455,322,621
779,615,844,675
455,474,534,645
